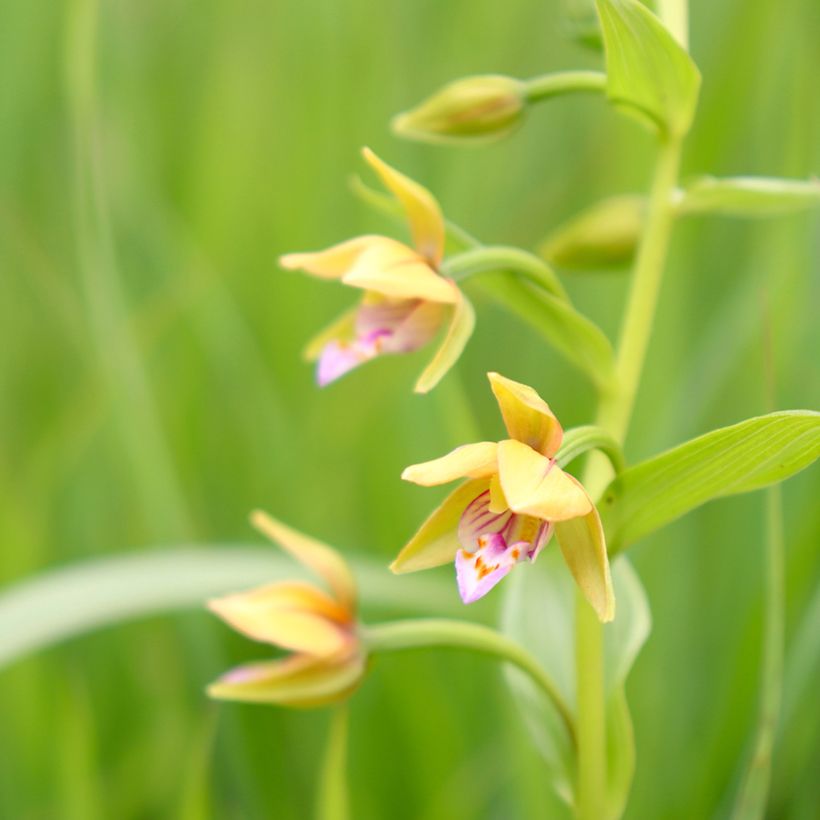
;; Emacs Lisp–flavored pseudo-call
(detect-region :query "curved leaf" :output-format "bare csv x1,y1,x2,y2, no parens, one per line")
678,176,820,217
601,411,820,553
0,547,463,673
477,273,615,391
596,0,701,136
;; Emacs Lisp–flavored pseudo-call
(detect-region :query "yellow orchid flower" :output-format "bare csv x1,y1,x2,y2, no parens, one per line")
280,148,474,393
391,372,615,622
207,511,365,707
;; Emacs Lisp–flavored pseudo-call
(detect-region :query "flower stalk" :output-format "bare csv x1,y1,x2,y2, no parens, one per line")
574,132,685,820
362,618,577,748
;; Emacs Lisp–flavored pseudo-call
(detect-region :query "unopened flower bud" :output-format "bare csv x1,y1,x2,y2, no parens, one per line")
392,75,526,144
538,195,645,270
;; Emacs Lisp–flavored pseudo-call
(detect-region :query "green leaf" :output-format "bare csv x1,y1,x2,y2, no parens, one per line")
596,0,701,136
501,550,650,815
0,547,464,673
601,411,820,553
476,272,615,392
678,175,820,217
538,195,645,270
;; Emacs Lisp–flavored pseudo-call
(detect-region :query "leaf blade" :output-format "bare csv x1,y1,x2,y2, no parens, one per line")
600,411,820,552
596,0,701,136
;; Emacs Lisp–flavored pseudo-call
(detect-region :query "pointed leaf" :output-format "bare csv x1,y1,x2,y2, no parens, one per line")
596,0,701,136
678,176,820,217
600,411,820,553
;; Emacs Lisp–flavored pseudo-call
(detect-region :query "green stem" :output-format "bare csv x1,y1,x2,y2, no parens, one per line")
556,426,625,474
575,134,685,820
316,707,350,820
363,618,576,749
440,245,568,300
524,71,607,103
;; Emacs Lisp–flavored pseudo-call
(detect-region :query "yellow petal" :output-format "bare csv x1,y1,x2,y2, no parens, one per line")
250,511,357,612
280,235,383,279
362,147,445,266
488,372,564,457
207,651,365,707
488,472,508,513
414,293,475,394
342,239,458,304
303,306,358,362
496,439,592,521
391,478,488,573
555,498,615,622
401,442,498,486
208,582,351,656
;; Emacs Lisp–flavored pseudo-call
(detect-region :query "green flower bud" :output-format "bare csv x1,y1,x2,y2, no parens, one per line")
538,195,645,270
392,75,526,144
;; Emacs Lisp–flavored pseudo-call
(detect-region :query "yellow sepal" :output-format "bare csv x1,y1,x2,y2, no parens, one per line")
401,442,498,487
362,147,445,266
488,372,564,456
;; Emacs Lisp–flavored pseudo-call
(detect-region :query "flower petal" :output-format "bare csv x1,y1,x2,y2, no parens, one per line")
488,473,508,513
362,147,445,266
303,307,359,362
457,487,514,552
250,511,357,612
342,240,458,304
208,582,351,656
207,651,365,707
391,478,489,573
401,442,498,486
382,300,446,353
455,538,515,604
487,372,564,456
414,293,475,394
316,339,378,387
554,491,615,623
280,235,383,279
497,439,592,521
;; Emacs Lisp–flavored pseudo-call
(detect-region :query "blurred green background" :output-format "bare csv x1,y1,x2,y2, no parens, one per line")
0,0,818,817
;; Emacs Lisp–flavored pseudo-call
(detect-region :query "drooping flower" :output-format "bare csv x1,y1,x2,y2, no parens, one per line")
207,511,365,707
391,372,615,621
280,148,474,393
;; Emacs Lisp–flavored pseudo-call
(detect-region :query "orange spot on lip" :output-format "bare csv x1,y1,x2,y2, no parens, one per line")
510,548,520,560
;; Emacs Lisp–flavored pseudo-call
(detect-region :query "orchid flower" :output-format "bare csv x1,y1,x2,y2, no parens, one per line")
280,148,474,393
391,372,615,621
207,511,365,707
